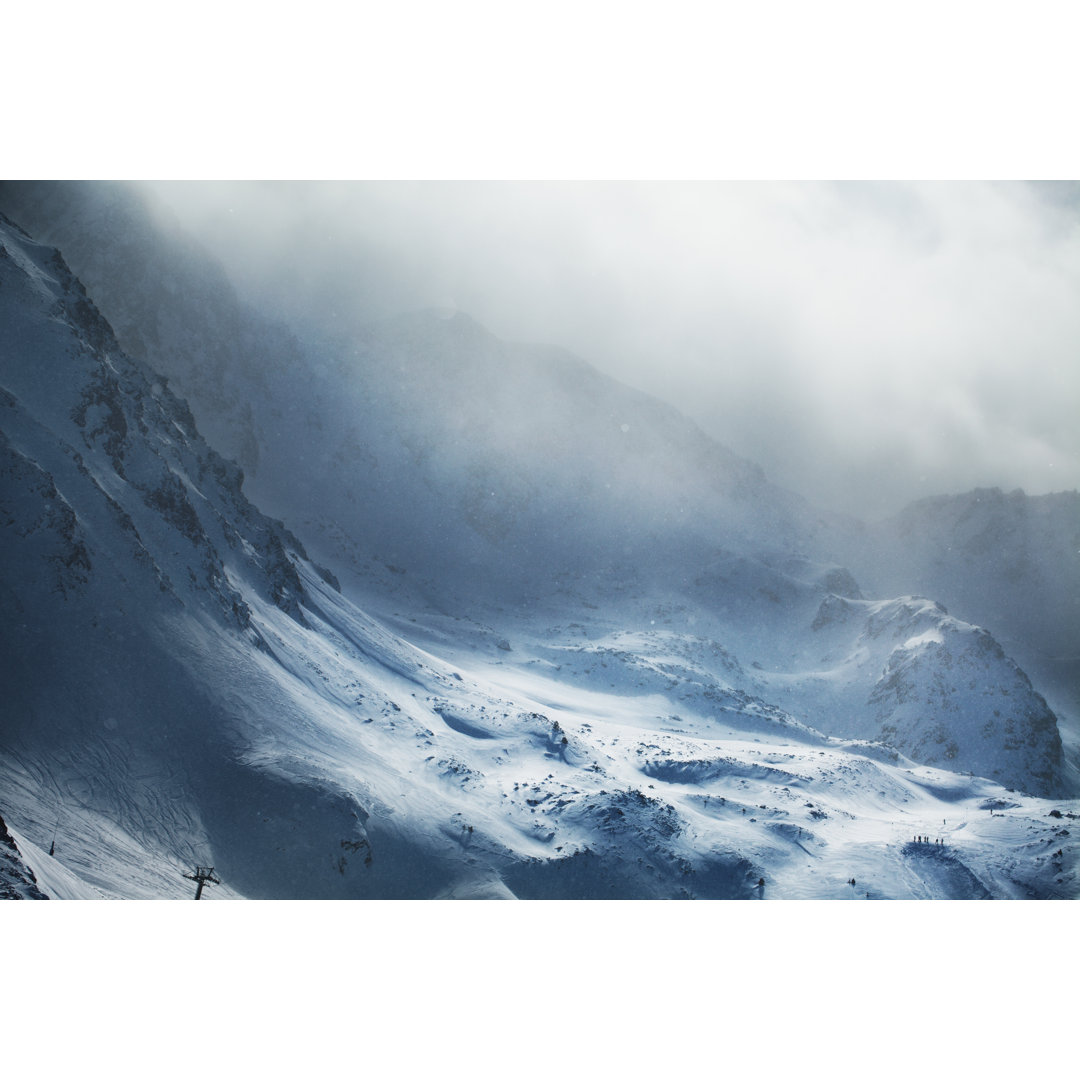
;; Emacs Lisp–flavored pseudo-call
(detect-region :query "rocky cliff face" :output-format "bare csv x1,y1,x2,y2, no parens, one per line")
0,181,306,478
0,212,320,634
0,812,48,899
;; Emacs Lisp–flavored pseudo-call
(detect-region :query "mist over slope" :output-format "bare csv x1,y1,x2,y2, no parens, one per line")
1,186,1077,898
4,181,1074,712
0,180,304,478
0,182,843,608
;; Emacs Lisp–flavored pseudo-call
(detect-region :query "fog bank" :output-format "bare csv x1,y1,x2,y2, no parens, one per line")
140,180,1080,518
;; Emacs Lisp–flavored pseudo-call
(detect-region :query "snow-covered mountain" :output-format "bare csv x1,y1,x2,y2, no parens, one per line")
0,180,305,479
852,488,1080,718
0,182,842,611
5,181,1073,704
1,196,1077,899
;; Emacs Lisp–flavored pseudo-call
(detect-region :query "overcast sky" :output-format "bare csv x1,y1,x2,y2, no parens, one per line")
141,180,1080,519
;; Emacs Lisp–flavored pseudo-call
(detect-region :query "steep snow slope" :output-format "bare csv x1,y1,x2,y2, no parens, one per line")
1,206,1075,899
0,213,325,897
0,180,305,477
0,207,769,898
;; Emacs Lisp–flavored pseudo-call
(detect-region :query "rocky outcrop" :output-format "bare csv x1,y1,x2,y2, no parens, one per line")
0,811,48,900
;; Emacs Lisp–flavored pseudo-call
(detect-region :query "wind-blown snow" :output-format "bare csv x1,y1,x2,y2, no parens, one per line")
1,203,1077,901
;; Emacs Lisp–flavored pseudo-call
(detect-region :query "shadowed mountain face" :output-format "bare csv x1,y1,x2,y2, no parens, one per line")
1,187,1076,899
0,180,307,480
4,182,1073,695
0,212,369,897
0,182,847,605
0,812,48,899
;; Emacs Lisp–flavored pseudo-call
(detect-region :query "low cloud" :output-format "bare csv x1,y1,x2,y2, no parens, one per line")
141,180,1080,518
